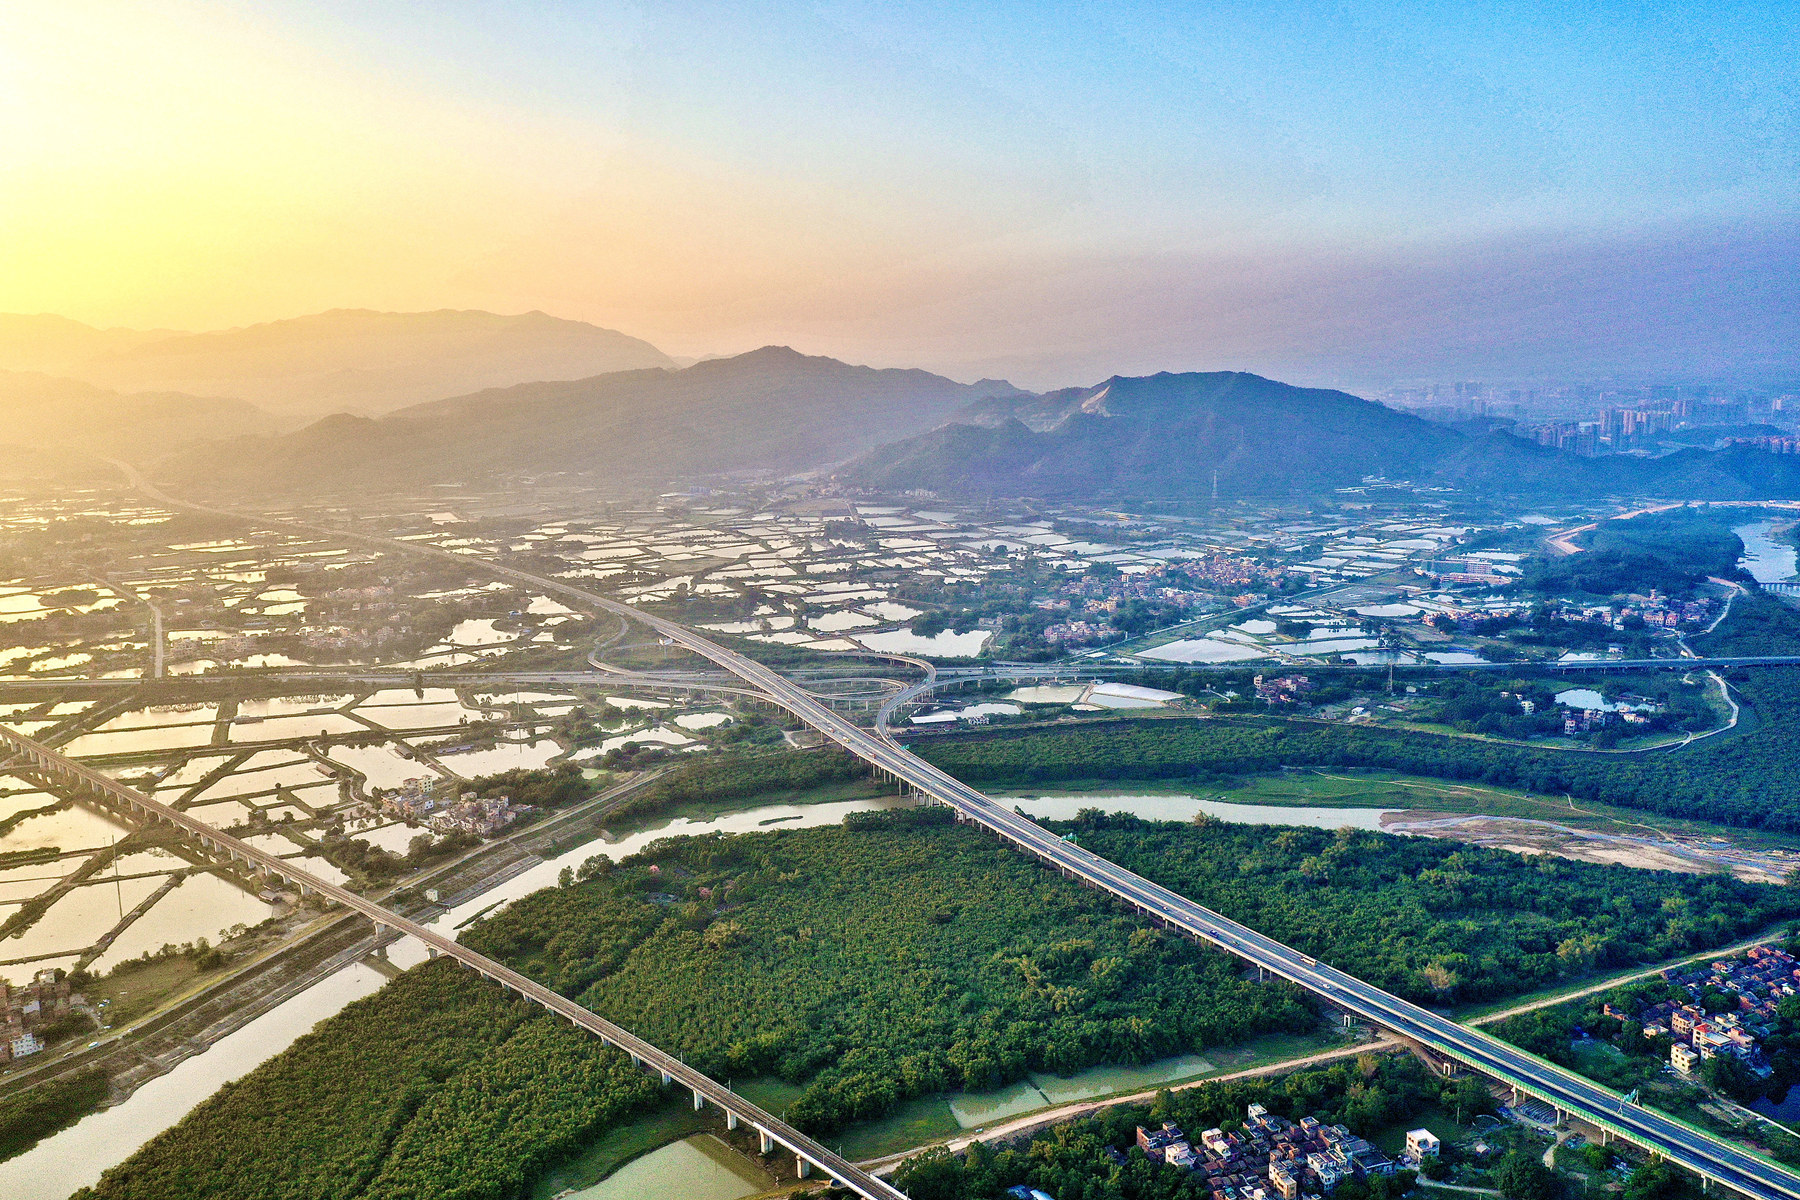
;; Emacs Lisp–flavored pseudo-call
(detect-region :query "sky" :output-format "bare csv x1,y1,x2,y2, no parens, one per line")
1,1,1796,390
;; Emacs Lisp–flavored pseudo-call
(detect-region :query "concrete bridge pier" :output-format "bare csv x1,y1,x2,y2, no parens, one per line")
661,1069,674,1085
727,1111,739,1131
757,1128,775,1155
692,1089,705,1111
798,1157,812,1178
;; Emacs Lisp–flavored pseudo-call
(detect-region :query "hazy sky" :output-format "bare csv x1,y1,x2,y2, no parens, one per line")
3,2,1796,388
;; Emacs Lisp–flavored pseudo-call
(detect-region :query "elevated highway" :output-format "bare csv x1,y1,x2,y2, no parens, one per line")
104,469,1800,1198
4,653,1796,699
395,548,1800,1200
0,727,906,1200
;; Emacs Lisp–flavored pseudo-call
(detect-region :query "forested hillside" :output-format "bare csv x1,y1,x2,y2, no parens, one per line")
1519,509,1752,596
918,666,1800,831
1693,591,1800,656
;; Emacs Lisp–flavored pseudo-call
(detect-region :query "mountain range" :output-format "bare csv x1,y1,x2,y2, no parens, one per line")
852,372,1463,498
0,309,674,418
158,346,1025,493
0,371,280,459
849,371,1800,501
3,307,1796,504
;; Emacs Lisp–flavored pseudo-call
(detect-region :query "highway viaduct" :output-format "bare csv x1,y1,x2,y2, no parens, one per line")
343,527,1800,1200
0,727,907,1200
90,468,1800,1199
447,554,1800,1200
2,652,1798,699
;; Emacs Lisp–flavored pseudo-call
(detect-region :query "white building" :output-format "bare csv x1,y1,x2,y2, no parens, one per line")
1405,1129,1441,1158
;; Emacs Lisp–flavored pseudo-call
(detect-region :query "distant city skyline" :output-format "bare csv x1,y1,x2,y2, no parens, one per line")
3,2,1796,391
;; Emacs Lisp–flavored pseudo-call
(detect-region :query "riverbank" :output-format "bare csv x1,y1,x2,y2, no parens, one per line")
0,765,670,1167
993,770,1799,881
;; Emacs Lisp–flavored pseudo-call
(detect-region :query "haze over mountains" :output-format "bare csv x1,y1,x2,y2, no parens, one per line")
0,372,280,459
851,371,1800,501
161,346,1025,493
3,306,1798,504
854,373,1464,498
0,309,675,418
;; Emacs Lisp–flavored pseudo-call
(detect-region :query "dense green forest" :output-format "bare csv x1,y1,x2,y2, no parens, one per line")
1692,590,1800,657
73,807,1784,1196
1519,510,1750,597
917,665,1800,831
463,811,1313,1132
1058,812,1794,1003
73,963,661,1200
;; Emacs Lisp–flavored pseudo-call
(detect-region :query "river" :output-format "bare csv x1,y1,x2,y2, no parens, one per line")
0,795,911,1198
1736,518,1799,584
0,787,1531,1197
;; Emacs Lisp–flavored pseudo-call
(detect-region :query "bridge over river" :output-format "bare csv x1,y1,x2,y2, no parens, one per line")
66,466,1800,1200
0,726,907,1200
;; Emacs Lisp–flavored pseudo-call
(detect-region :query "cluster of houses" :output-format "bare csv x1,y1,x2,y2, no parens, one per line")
378,776,529,837
1120,1104,1437,1198
0,967,79,1062
1608,945,1797,1079
430,794,530,837
379,775,460,822
1041,619,1123,647
1254,674,1315,704
1561,706,1655,735
1550,595,1715,632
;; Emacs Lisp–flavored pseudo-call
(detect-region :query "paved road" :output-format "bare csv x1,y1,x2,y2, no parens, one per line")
0,729,907,1200
103,467,1800,1199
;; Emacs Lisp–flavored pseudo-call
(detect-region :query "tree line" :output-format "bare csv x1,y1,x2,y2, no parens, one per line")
918,665,1800,831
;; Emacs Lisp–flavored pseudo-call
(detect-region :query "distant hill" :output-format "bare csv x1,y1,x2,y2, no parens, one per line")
0,371,282,459
0,309,676,418
850,371,1465,498
157,347,1021,495
0,315,178,373
847,370,1800,502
